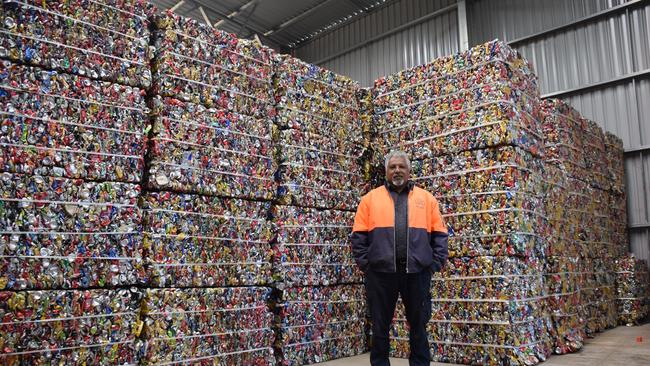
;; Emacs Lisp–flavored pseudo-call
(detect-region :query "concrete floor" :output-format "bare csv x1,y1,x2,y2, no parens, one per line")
311,323,650,366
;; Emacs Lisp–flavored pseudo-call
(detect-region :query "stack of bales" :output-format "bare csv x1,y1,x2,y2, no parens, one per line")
272,56,368,365
577,118,618,335
373,40,553,365
540,100,587,353
615,255,649,325
136,12,277,364
0,1,152,363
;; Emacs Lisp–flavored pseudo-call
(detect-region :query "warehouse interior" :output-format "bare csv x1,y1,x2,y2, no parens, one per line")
154,0,650,262
1,0,649,365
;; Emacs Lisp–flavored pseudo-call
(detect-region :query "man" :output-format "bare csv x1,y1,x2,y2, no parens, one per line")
351,150,448,366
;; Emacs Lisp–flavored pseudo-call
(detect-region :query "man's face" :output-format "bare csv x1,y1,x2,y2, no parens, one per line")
386,156,410,188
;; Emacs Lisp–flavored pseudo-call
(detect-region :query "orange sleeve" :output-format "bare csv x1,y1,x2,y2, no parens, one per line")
430,197,447,234
352,194,370,232
351,193,371,272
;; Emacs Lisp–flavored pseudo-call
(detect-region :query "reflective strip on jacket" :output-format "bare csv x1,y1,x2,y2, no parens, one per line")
351,184,449,273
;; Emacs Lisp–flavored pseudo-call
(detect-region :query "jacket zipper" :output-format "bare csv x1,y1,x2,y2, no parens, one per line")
406,190,411,273
387,190,397,273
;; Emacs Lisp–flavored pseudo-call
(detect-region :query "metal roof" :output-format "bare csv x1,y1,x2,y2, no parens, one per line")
150,0,393,50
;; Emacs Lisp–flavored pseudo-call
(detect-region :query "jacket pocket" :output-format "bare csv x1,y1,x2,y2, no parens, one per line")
367,227,395,270
408,228,433,269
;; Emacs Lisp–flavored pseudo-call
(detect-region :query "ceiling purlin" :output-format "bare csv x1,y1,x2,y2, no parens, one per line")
345,0,368,13
289,0,392,48
262,0,335,40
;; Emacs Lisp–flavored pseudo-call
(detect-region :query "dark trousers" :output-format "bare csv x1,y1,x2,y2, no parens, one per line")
365,269,432,366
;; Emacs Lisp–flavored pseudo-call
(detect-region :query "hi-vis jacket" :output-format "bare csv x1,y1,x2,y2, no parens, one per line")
351,183,449,273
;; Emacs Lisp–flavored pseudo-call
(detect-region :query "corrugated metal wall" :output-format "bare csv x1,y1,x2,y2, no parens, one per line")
295,0,459,86
468,0,650,268
294,0,650,266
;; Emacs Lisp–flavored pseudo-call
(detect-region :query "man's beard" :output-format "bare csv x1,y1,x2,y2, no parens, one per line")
391,176,405,187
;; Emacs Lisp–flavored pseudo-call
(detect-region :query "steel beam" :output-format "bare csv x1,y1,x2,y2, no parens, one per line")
169,0,185,12
628,223,650,230
191,0,265,35
625,145,650,154
190,0,279,48
198,6,212,27
457,0,469,51
214,0,258,28
541,68,650,99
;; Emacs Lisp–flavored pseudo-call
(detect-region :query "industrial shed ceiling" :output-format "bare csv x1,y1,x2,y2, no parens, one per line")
150,0,393,51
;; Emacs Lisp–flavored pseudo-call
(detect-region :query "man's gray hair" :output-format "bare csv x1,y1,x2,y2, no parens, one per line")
384,150,411,170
